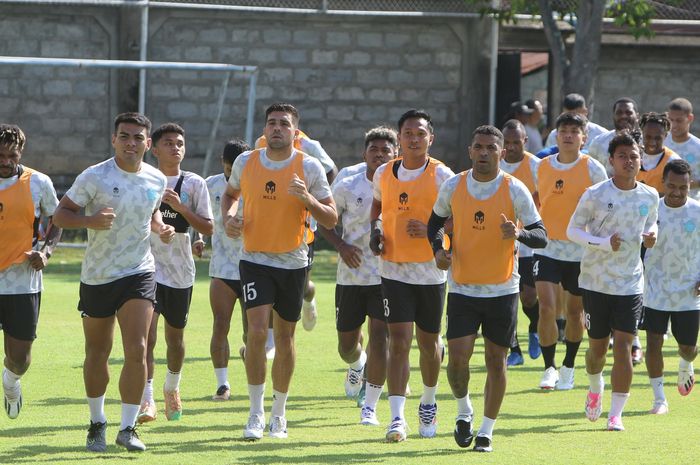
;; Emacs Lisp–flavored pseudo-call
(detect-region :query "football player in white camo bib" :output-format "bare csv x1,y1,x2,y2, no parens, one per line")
0,124,61,421
54,113,175,452
138,123,213,425
318,126,398,426
641,158,700,414
567,130,659,432
664,98,700,200
202,139,252,402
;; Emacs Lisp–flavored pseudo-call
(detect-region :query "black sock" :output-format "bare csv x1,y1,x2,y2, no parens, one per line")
523,301,539,334
562,340,581,368
511,343,522,355
541,343,556,369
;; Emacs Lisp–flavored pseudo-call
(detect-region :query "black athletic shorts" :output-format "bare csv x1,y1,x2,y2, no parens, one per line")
0,293,41,341
78,272,156,318
381,278,445,334
640,307,700,347
518,256,535,289
155,283,193,329
239,260,307,322
445,292,519,347
214,277,242,298
533,254,582,296
582,289,642,339
335,284,385,332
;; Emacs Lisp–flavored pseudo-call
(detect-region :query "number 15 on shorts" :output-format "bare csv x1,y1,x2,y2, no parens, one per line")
243,282,257,302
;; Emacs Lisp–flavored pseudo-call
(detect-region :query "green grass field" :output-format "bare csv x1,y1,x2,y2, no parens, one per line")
0,247,695,464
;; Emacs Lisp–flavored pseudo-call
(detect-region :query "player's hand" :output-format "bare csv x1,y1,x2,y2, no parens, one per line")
434,249,452,270
225,216,243,238
162,188,186,213
24,250,48,271
89,207,116,230
642,231,656,249
192,239,205,258
406,219,427,238
158,224,176,244
369,231,384,256
610,232,622,251
338,242,362,268
288,174,310,204
500,213,518,240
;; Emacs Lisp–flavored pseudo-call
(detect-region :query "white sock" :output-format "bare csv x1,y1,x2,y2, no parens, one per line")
649,376,665,402
164,370,181,392
587,371,604,394
350,351,367,371
456,394,474,419
420,384,437,405
477,416,496,438
364,383,383,410
388,395,406,420
609,392,630,418
2,367,20,389
215,368,229,388
248,383,265,417
120,403,140,430
271,389,288,417
632,336,641,348
266,328,275,349
87,395,107,423
679,358,692,370
141,379,154,403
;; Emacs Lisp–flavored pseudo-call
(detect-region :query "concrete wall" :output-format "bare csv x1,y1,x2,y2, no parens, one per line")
592,44,700,131
0,5,493,188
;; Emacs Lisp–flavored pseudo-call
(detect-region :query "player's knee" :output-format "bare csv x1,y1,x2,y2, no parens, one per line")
679,345,697,361
122,340,147,365
389,334,412,354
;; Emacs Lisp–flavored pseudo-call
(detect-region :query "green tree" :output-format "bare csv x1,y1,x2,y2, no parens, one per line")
469,0,664,112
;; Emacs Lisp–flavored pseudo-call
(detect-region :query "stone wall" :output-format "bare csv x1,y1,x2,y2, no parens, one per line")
0,5,493,187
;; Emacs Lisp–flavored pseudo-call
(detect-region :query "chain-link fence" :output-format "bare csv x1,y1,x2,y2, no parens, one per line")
153,0,700,19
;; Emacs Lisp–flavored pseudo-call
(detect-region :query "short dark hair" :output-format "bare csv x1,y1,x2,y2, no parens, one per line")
613,97,638,112
265,103,299,125
397,109,433,133
364,126,398,148
663,158,692,180
502,119,526,134
555,112,588,132
471,125,504,146
668,97,693,115
151,122,185,146
222,138,250,164
640,112,671,132
608,130,640,157
114,112,151,133
563,93,586,111
0,124,26,152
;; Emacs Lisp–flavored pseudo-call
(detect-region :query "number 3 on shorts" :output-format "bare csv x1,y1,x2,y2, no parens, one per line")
244,282,257,302
383,298,390,317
